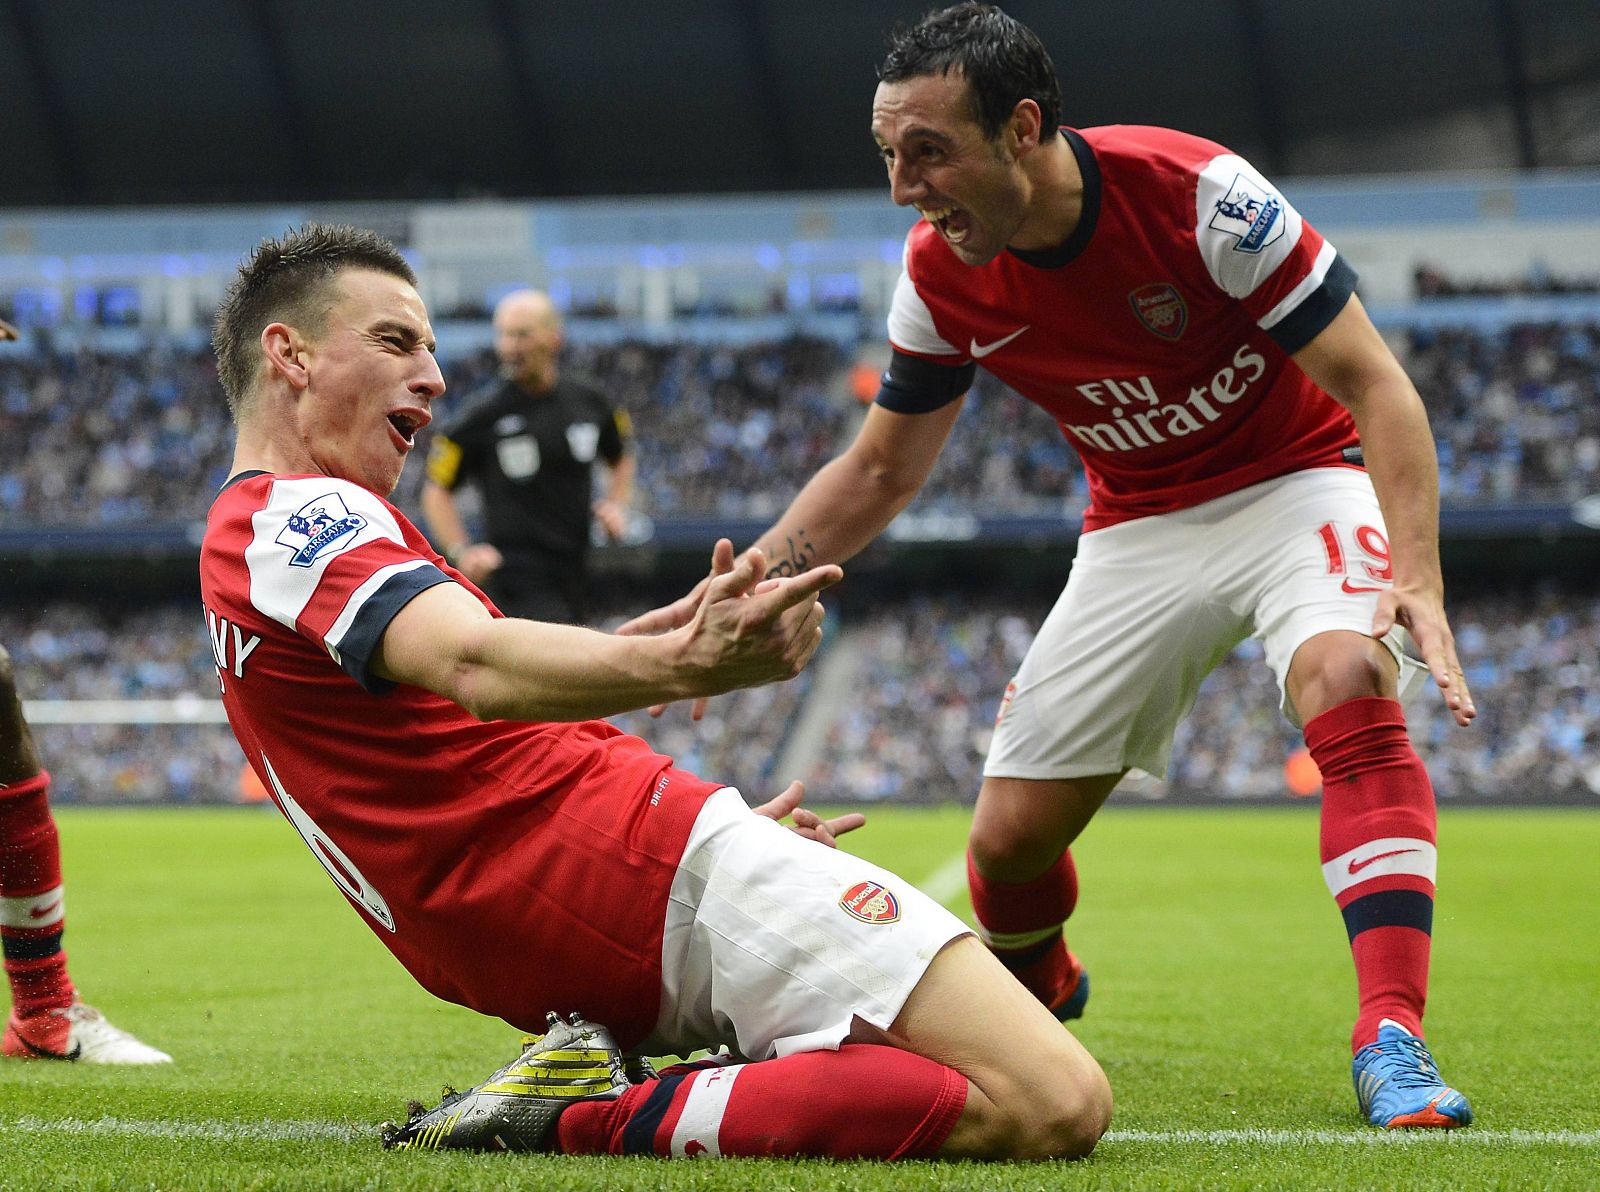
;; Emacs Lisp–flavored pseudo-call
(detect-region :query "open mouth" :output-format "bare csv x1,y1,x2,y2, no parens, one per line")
920,204,971,246
387,412,423,446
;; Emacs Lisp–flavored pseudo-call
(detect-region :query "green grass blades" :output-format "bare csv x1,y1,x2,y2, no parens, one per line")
1,805,1596,1190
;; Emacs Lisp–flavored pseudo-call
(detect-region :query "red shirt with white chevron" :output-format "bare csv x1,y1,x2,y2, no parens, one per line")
198,471,717,1046
884,125,1361,531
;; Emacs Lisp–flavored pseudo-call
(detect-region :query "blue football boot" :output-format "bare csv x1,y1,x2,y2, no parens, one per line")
1352,1018,1473,1128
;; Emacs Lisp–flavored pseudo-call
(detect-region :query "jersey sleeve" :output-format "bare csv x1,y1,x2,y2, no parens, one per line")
885,250,967,363
1192,152,1357,354
242,477,453,693
425,431,465,490
879,242,977,414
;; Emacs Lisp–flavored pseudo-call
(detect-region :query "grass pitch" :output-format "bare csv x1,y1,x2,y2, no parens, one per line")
2,804,1596,1190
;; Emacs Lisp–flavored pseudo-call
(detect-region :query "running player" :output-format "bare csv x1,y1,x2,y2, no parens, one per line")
199,223,1110,1159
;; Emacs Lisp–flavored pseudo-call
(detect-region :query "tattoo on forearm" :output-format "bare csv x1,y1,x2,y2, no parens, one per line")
764,531,815,579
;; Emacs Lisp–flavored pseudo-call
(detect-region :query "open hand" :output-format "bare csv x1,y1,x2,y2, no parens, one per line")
1373,585,1476,728
752,781,866,849
679,540,841,691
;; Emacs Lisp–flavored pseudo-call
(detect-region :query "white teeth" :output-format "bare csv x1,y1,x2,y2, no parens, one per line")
920,205,953,222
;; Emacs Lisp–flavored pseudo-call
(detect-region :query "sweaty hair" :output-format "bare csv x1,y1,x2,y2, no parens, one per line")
212,223,416,416
878,3,1061,143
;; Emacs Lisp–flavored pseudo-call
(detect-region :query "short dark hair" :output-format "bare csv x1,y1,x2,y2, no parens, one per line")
878,3,1061,143
212,223,416,415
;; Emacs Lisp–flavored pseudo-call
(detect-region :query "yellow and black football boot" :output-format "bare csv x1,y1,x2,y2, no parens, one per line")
381,1012,632,1152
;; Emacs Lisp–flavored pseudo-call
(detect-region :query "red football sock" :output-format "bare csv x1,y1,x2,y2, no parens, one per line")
967,848,1081,1009
0,770,75,1017
1305,698,1435,1053
556,1043,966,1158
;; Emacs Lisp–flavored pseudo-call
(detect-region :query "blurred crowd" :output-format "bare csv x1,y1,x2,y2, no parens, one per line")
1414,262,1600,299
1,318,1598,528
806,586,1600,804
1408,322,1600,502
3,587,1595,806
0,343,233,525
0,605,241,804
2,315,1595,806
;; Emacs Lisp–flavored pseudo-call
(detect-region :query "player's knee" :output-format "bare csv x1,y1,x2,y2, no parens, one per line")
968,815,1019,872
1293,634,1396,720
1024,1065,1112,1160
968,813,1061,879
1314,650,1393,709
987,1060,1112,1160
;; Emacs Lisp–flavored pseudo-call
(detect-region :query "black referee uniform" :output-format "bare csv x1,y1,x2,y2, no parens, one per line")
425,376,630,623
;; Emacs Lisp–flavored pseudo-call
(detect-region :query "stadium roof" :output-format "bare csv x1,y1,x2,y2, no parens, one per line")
3,0,1598,207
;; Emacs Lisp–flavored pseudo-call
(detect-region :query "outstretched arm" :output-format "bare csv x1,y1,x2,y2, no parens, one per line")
752,399,965,577
373,540,841,722
1294,293,1475,727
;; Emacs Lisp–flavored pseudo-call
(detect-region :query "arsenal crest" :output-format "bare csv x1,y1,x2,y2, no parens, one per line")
1129,283,1187,341
839,880,900,924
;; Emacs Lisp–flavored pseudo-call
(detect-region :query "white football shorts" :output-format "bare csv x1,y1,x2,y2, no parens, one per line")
641,787,971,1062
985,467,1428,782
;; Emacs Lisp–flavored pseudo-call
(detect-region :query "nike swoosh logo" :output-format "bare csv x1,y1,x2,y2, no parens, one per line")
29,899,62,920
969,326,1030,358
1341,579,1388,594
1348,847,1420,875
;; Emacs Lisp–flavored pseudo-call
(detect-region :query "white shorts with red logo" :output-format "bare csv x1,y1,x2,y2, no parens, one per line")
640,788,971,1062
985,467,1428,782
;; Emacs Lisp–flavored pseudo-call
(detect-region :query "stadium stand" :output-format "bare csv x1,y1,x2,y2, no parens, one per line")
1415,262,1600,299
1408,322,1600,502
6,587,1596,806
1,319,1597,526
1,181,1595,811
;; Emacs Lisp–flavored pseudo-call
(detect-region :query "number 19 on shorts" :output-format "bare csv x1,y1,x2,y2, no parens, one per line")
1316,521,1391,595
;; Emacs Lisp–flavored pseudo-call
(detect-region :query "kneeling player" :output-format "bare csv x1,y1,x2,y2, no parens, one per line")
200,224,1111,1160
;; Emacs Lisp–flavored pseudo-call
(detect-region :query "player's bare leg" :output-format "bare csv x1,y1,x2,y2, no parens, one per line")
854,934,1112,1159
1285,628,1398,724
0,644,170,1064
969,773,1120,879
966,771,1122,1019
0,644,44,783
1287,629,1470,1127
390,937,1111,1161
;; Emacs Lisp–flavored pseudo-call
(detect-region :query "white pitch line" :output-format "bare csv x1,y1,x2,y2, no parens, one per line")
910,862,1600,1150
918,851,969,905
1105,1128,1600,1147
3,1116,1595,1148
1,1116,364,1142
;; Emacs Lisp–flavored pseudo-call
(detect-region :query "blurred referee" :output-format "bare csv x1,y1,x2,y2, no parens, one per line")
421,289,634,624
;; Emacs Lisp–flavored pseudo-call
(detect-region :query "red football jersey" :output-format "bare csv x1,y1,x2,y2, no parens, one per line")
884,125,1362,530
199,471,717,1046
